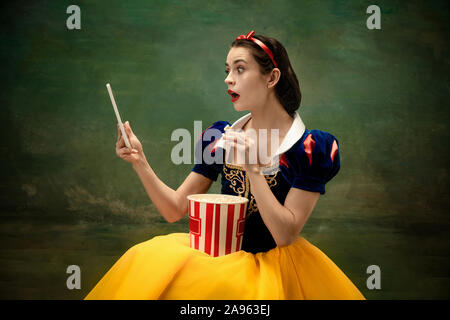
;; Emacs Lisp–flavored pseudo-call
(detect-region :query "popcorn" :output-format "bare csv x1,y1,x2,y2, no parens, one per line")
187,194,248,257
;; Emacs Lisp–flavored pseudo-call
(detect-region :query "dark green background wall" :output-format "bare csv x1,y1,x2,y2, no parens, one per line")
1,0,449,299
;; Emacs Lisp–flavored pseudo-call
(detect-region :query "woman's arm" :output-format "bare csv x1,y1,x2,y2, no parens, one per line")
246,170,319,247
117,121,213,223
223,129,319,247
133,159,213,223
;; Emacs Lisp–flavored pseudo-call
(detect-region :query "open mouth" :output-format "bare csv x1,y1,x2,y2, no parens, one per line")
228,90,240,102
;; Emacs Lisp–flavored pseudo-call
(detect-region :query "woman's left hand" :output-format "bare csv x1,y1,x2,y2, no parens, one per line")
222,130,261,174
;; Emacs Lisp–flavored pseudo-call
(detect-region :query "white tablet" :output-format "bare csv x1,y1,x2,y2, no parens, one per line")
106,83,132,149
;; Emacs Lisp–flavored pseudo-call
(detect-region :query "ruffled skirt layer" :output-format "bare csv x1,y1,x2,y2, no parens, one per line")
85,233,365,300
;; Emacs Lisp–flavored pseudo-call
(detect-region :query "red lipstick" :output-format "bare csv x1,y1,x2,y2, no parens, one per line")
227,89,240,102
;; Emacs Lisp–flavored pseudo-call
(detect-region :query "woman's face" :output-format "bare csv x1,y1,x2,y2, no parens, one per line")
224,47,270,112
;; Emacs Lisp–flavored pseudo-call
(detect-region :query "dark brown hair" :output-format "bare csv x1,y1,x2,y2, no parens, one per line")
231,33,301,117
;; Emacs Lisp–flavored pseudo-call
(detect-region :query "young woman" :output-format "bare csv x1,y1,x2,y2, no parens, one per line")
85,31,365,300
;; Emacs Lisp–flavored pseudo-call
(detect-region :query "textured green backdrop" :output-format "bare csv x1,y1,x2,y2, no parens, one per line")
1,0,449,299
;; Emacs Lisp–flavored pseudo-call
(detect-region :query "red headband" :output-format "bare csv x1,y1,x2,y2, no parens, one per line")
235,30,278,68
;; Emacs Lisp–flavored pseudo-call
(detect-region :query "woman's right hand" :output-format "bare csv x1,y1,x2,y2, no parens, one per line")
115,121,144,165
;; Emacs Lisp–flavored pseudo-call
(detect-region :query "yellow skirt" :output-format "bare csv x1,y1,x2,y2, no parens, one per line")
85,233,365,300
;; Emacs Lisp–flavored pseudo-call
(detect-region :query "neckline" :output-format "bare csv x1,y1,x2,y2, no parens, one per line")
214,111,306,161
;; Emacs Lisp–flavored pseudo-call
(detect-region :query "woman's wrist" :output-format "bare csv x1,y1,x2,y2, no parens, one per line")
245,164,262,177
132,154,150,172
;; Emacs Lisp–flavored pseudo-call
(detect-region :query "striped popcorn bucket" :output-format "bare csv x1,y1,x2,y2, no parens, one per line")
187,194,249,257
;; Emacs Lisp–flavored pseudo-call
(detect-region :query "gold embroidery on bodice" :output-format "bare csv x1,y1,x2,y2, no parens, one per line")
223,162,280,217
223,163,249,198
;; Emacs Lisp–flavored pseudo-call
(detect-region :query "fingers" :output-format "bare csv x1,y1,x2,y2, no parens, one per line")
116,122,132,148
223,130,246,145
223,137,247,154
117,145,129,156
117,123,122,141
224,140,246,152
123,122,136,150
116,126,124,149
117,121,132,139
116,121,140,158
223,131,251,150
223,131,259,166
124,121,133,137
223,131,244,154
117,146,138,158
224,140,247,165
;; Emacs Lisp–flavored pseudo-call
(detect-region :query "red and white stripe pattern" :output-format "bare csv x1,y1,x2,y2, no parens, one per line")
188,200,247,257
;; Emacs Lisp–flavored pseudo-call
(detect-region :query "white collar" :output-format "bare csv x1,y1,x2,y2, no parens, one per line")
215,111,306,159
